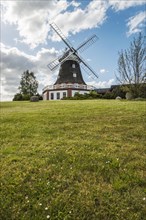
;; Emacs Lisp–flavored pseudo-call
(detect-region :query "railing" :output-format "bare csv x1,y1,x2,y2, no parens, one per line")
43,83,94,91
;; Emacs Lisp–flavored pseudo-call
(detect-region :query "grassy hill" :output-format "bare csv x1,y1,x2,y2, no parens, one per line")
1,100,146,220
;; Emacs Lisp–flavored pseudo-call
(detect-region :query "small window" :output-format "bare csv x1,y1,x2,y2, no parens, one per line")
51,93,54,100
72,64,76,68
57,92,60,100
63,92,66,98
73,73,77,78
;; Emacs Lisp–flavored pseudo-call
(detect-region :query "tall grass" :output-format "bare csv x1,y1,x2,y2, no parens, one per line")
0,100,146,220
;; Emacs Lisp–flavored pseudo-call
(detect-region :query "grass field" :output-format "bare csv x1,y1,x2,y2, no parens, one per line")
0,100,146,220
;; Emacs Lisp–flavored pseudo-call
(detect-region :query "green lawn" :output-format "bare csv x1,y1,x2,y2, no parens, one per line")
0,100,146,220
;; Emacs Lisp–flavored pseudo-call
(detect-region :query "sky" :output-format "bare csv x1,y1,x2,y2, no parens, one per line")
0,0,146,101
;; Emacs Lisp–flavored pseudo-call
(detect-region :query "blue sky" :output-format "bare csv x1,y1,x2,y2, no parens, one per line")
1,0,146,101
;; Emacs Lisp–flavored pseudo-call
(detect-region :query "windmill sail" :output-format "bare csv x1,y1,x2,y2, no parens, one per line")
50,23,74,51
47,57,60,71
47,22,99,80
76,35,98,53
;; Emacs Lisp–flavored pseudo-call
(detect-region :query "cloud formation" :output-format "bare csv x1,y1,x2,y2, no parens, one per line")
1,0,145,47
127,11,146,36
0,43,58,101
109,0,145,11
88,79,115,88
1,0,69,48
99,69,109,74
53,0,108,40
1,0,108,46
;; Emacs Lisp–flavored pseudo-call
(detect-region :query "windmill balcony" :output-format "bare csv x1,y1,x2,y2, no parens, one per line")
43,83,94,91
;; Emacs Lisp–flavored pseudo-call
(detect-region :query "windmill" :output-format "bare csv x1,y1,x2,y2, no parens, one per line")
43,22,99,100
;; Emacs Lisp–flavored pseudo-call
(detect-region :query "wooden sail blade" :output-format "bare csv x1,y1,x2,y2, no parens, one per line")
76,35,98,53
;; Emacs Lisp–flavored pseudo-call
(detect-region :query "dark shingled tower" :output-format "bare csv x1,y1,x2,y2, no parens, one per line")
54,60,86,85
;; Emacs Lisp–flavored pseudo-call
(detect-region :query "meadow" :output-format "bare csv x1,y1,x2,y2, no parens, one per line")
0,100,146,220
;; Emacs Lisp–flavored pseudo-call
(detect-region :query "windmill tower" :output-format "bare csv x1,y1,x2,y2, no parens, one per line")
43,23,98,100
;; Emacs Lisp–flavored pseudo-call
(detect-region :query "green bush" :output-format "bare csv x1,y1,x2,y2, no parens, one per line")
121,84,146,99
102,92,115,99
112,86,126,98
62,91,102,100
13,93,23,101
13,93,43,101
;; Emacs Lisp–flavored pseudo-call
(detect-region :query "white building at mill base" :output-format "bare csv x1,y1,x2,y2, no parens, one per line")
43,58,94,100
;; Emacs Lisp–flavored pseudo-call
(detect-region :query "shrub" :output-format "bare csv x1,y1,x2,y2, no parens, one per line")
102,92,115,99
13,93,23,101
13,93,43,101
112,86,126,98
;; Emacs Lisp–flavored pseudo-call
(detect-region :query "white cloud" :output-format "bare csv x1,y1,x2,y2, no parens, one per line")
127,11,146,36
1,0,145,48
0,43,59,101
87,79,115,88
1,0,108,46
53,0,108,40
99,69,109,74
1,0,69,48
109,0,145,11
71,1,81,8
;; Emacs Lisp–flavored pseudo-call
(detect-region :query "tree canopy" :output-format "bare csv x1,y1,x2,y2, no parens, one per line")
19,70,38,96
13,70,40,101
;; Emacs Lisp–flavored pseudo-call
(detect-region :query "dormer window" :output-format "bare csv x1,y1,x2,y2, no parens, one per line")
72,64,76,68
73,73,77,78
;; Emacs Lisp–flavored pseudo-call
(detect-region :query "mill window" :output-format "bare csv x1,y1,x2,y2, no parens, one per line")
57,92,60,100
63,92,66,98
51,93,54,100
73,73,77,78
72,64,76,68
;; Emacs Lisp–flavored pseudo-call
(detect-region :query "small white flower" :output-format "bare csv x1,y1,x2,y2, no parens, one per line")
39,203,42,206
47,215,50,219
69,211,72,214
143,197,146,201
106,161,110,164
27,200,29,203
45,207,48,210
25,196,28,199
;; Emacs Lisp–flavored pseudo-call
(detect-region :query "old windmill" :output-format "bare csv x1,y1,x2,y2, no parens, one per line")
43,22,98,100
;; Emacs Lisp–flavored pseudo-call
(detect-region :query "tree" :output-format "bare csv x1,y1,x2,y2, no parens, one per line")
19,70,38,96
13,70,39,101
116,33,146,98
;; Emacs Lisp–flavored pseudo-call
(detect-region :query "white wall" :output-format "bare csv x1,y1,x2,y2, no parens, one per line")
49,90,67,100
43,92,47,100
43,89,89,100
